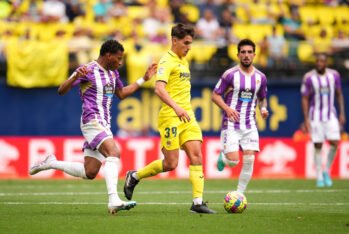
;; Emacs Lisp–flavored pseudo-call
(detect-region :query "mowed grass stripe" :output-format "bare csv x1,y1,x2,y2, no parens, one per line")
2,201,349,206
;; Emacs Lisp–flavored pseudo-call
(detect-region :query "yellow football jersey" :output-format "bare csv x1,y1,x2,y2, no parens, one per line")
156,50,194,118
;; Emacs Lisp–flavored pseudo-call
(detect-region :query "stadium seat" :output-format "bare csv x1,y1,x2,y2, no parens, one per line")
0,1,11,19
317,6,335,26
307,25,333,40
236,6,249,23
180,4,199,23
227,44,238,62
232,24,249,40
299,6,318,24
334,6,349,25
297,42,314,63
248,24,272,43
127,6,149,19
191,42,217,64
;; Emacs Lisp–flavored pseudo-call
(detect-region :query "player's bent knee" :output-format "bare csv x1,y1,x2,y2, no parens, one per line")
163,161,178,171
85,169,99,180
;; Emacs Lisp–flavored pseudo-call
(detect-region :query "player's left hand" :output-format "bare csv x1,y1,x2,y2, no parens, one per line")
143,63,158,81
261,108,269,119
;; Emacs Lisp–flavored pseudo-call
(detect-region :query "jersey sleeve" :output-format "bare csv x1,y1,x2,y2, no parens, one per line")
156,59,172,83
257,75,267,99
113,70,124,90
213,72,232,95
300,75,312,96
334,70,342,90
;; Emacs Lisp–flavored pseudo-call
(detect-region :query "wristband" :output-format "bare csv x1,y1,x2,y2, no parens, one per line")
261,107,267,112
136,77,145,86
68,72,77,80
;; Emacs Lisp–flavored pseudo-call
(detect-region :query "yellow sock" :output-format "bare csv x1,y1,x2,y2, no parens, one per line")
136,160,163,180
189,165,204,200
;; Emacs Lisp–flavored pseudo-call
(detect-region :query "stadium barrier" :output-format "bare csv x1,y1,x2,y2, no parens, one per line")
1,137,348,179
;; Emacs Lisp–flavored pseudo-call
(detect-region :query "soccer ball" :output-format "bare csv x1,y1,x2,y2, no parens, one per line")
223,191,247,213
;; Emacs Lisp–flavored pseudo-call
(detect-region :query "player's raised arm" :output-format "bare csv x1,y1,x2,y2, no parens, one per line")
58,66,89,96
114,63,157,100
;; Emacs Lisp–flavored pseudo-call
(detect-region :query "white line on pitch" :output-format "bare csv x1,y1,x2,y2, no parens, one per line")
0,189,347,196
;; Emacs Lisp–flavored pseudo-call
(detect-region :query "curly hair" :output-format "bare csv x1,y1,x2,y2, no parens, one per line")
100,39,124,56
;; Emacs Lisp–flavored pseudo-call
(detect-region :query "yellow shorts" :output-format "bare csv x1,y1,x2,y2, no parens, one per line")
158,115,203,150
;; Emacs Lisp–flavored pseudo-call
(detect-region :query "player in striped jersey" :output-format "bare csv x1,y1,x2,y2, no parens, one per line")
29,40,157,214
212,39,269,194
301,53,346,187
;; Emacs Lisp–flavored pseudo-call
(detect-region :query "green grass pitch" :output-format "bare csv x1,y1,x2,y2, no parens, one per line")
1,179,348,234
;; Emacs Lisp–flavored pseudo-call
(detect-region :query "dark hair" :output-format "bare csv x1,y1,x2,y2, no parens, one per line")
237,39,256,53
316,52,328,59
100,39,124,56
171,23,195,39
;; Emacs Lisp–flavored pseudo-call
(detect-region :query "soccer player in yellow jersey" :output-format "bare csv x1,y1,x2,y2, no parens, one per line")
123,23,216,214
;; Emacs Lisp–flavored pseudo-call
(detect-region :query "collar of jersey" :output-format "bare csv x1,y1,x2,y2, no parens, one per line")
168,50,181,60
93,60,109,73
238,65,255,77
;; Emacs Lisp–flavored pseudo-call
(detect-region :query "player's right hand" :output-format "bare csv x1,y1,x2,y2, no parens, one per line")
75,66,90,79
174,106,190,122
225,107,240,122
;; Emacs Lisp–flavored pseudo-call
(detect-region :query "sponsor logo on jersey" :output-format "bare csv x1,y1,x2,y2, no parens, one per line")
104,83,114,97
239,88,253,102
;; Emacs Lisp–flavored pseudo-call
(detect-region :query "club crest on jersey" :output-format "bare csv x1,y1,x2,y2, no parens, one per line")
239,88,253,102
104,83,114,97
166,140,171,147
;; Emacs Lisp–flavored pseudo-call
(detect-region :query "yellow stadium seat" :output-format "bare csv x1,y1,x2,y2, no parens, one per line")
334,6,349,25
232,24,249,40
190,43,217,64
236,6,249,23
299,6,318,24
128,6,149,19
313,37,332,54
248,24,272,43
317,6,335,25
180,4,199,23
0,1,11,18
137,0,168,7
297,42,314,63
228,44,239,62
307,25,333,40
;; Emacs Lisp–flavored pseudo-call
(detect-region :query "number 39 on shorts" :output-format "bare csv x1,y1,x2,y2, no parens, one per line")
164,127,177,138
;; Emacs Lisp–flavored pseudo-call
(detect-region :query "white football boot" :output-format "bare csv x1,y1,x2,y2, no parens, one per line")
108,200,137,215
29,154,57,175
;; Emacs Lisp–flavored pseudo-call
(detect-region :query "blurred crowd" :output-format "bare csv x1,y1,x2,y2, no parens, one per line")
0,0,349,82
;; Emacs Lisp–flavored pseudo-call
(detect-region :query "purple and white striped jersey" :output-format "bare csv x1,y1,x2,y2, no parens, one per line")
73,61,124,127
213,65,267,130
301,68,341,122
